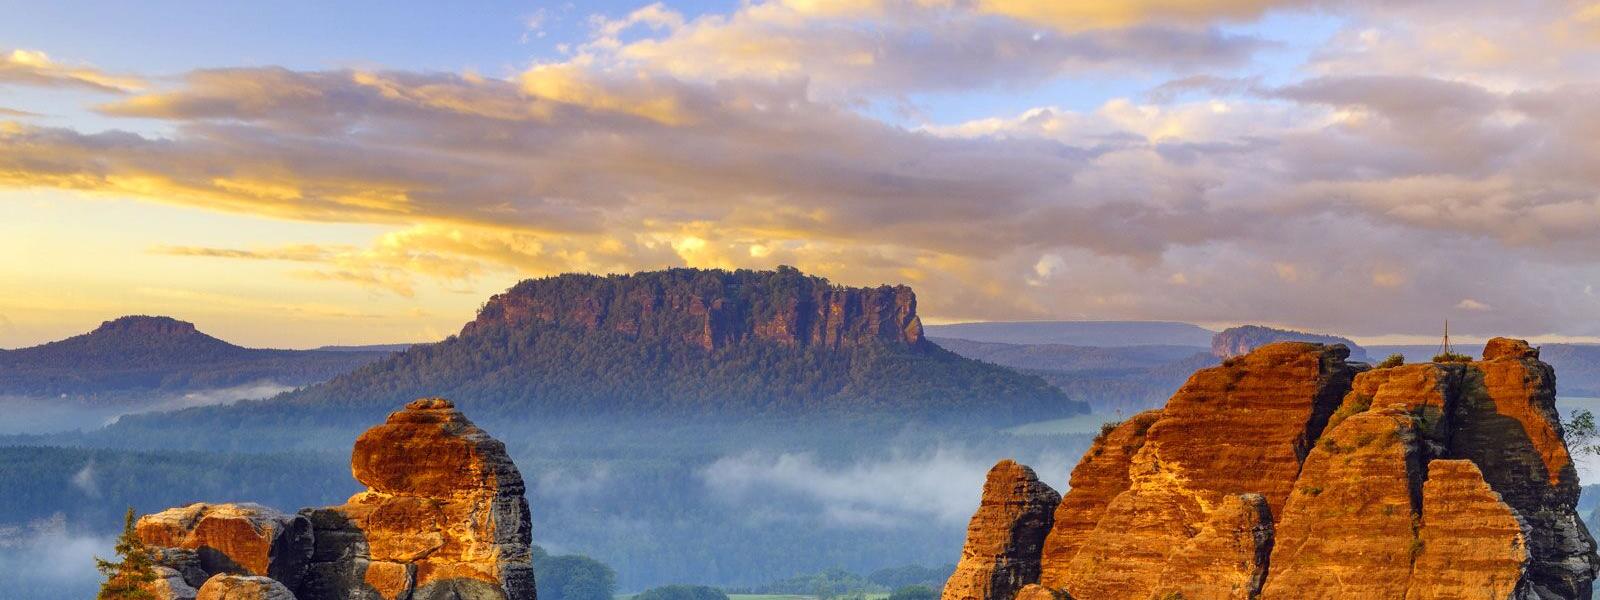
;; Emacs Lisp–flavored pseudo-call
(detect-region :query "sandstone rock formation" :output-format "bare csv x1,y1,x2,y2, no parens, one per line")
1259,407,1425,599
196,574,296,600
946,338,1600,600
136,503,313,591
1036,410,1160,588
463,268,924,351
1036,342,1361,599
1406,459,1533,600
138,398,535,600
942,460,1059,600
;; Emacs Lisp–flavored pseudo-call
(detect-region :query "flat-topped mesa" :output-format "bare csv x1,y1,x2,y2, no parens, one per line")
949,338,1600,600
94,315,202,337
942,460,1060,600
136,398,535,600
460,268,924,351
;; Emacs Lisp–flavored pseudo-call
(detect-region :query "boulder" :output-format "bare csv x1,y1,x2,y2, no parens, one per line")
941,460,1059,600
145,566,200,600
196,574,297,600
137,502,313,590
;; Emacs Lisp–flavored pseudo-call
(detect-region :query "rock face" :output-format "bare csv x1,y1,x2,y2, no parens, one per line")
1211,324,1369,361
941,460,1059,600
136,503,313,590
463,267,924,351
1036,410,1160,588
1406,459,1533,600
1259,407,1426,599
139,398,535,600
1449,338,1594,598
947,338,1599,600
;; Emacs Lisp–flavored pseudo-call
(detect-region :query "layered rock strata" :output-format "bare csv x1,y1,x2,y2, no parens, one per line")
138,398,535,600
941,460,1060,600
946,339,1600,600
464,269,925,351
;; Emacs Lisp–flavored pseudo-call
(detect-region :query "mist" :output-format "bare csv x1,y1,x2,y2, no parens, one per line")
0,380,296,435
701,446,1075,529
0,514,112,599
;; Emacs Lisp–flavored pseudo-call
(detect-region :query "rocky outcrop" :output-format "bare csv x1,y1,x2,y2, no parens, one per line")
1406,459,1533,600
136,503,313,591
1259,407,1426,599
1041,342,1360,599
942,460,1059,600
1151,493,1273,600
307,397,534,600
1448,338,1595,598
1036,410,1160,588
139,398,535,600
195,574,296,600
1212,325,1369,361
949,338,1599,600
463,267,924,351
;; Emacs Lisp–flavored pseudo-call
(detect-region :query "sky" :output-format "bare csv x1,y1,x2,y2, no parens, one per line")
2,0,1599,348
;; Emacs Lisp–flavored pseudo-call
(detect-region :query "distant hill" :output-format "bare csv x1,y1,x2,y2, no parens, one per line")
1212,325,1369,361
313,343,419,353
114,268,1082,429
924,321,1215,347
933,337,1218,414
0,316,393,401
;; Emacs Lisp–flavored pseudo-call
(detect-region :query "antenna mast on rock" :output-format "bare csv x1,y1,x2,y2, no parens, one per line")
1438,320,1453,357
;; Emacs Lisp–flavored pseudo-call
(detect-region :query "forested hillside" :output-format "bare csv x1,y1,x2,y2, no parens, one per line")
107,268,1081,433
0,316,391,400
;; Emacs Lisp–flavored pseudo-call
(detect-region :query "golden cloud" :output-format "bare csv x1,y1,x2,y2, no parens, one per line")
0,49,144,93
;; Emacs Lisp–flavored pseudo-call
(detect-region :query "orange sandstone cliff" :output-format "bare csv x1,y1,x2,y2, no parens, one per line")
946,339,1599,600
135,398,534,600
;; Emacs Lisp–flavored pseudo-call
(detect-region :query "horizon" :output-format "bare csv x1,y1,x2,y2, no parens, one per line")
4,1,1600,348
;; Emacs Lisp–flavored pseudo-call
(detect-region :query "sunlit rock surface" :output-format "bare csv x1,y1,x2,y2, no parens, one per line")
136,398,535,600
946,338,1599,600
941,460,1059,600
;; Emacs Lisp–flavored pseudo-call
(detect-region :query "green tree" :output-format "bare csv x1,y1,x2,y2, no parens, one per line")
888,585,938,600
635,584,730,600
533,546,617,600
94,507,156,600
1565,409,1600,456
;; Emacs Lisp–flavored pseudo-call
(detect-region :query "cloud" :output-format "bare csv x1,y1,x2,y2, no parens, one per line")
69,461,99,498
0,49,143,93
701,447,1072,528
579,1,1267,98
974,0,1316,30
1456,298,1491,311
5,0,1600,339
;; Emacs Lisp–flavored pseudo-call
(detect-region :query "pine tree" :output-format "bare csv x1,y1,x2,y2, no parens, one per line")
95,506,158,600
